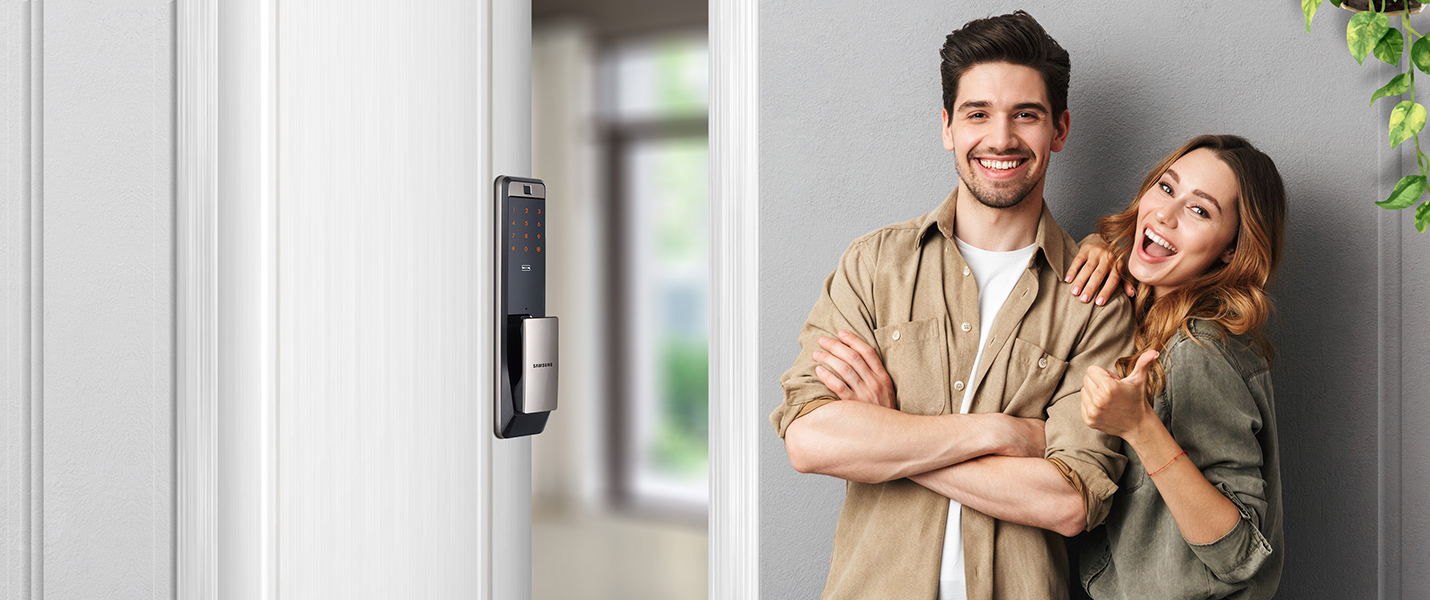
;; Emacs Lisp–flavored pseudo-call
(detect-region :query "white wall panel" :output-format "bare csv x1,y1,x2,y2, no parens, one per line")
0,0,178,598
42,1,174,598
2,1,36,597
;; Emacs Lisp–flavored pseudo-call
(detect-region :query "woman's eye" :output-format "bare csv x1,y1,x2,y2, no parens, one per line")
1159,183,1172,194
1191,206,1209,218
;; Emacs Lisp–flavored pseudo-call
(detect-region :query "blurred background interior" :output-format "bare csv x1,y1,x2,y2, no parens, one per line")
530,0,709,598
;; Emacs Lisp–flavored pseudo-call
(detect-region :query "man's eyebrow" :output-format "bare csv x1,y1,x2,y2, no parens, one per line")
1012,102,1049,113
955,100,1050,114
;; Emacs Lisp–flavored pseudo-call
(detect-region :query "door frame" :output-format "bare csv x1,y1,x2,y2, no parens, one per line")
177,0,761,598
708,1,761,599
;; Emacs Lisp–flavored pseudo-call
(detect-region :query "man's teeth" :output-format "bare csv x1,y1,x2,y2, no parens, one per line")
1144,227,1177,253
978,158,1020,171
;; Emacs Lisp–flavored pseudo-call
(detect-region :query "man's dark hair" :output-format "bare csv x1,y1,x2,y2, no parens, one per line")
940,11,1070,124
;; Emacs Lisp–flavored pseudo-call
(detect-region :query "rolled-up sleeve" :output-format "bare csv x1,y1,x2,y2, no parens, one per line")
1166,338,1273,583
770,236,882,438
1044,296,1134,531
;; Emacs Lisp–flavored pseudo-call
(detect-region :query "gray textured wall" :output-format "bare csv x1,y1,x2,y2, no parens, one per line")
759,2,1427,598
3,1,175,598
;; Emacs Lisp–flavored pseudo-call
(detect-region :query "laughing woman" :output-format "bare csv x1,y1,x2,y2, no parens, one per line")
1073,134,1286,599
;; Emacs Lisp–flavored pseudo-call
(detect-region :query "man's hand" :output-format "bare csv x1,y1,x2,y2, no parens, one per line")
1080,350,1159,439
814,330,1046,458
812,330,896,409
1065,234,1135,305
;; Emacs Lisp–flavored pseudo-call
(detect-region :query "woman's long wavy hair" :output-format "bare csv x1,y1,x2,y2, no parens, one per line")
1096,135,1287,400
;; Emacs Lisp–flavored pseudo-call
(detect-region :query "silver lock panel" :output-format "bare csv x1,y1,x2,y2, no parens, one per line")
520,317,559,413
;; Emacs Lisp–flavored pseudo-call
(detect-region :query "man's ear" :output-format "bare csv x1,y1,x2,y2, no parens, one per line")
1050,110,1071,152
942,109,955,151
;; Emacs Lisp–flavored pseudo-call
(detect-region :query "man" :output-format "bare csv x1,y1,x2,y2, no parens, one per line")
771,11,1134,600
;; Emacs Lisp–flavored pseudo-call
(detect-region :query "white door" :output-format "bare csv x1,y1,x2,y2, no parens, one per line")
208,1,533,597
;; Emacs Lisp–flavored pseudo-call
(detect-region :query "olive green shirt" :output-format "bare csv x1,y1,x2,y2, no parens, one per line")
1078,319,1283,600
772,190,1135,600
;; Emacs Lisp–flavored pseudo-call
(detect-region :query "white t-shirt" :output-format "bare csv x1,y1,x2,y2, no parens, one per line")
939,237,1038,600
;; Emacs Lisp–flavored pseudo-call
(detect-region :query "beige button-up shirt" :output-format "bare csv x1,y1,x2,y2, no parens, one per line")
772,191,1135,600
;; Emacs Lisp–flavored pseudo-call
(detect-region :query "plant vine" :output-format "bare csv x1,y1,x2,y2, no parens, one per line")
1305,0,1430,232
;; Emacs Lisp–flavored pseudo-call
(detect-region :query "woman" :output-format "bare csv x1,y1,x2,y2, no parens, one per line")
816,134,1286,599
1069,134,1286,599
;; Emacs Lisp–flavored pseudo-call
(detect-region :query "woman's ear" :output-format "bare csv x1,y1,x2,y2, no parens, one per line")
1220,245,1236,264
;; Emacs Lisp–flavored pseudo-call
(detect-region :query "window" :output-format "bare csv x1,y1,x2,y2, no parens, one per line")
602,34,709,513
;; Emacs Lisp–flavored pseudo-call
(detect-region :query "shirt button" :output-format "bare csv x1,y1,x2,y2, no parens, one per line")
954,381,965,391
892,330,900,341
963,266,970,276
961,322,971,332
1038,357,1048,368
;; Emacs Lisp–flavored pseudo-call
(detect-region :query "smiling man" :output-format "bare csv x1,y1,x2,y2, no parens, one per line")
771,11,1136,600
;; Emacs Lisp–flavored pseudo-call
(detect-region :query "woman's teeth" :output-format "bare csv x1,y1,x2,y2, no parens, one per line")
1144,227,1177,254
978,158,1020,171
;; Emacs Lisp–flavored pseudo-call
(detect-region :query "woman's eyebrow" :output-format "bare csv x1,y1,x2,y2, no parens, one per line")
1193,190,1223,211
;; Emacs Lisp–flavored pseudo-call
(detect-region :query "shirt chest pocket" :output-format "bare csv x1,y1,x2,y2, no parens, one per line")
1003,337,1069,415
873,318,949,416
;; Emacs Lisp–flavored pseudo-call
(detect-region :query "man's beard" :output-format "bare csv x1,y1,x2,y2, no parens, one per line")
956,154,1043,209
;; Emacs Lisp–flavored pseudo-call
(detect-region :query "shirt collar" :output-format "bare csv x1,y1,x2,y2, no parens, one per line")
916,188,1070,273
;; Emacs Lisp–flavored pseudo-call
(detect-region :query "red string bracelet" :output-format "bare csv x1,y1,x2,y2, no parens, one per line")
1148,450,1187,476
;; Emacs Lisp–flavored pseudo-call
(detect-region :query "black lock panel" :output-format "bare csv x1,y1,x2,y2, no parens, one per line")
495,176,554,439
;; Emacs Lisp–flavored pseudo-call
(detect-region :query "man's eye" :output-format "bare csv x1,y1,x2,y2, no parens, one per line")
1017,112,1037,119
969,112,987,119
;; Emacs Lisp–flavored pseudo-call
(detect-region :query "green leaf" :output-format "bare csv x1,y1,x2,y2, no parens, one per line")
1330,0,1343,5
1304,0,1321,31
1349,11,1391,64
1417,201,1430,232
1413,36,1430,73
1376,28,1404,65
1389,100,1427,147
1371,73,1411,105
1378,175,1426,209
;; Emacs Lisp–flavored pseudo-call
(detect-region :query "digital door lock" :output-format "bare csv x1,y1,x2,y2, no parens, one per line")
495,176,558,438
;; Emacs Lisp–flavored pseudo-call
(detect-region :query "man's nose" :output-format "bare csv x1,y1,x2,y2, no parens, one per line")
985,118,1016,151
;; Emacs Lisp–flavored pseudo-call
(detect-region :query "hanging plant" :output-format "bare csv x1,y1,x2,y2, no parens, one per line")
1305,0,1430,231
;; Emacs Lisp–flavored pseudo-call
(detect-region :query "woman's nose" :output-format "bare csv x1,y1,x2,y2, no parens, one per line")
1152,203,1176,227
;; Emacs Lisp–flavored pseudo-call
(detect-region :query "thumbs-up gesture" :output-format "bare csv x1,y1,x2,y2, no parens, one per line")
1081,350,1159,439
